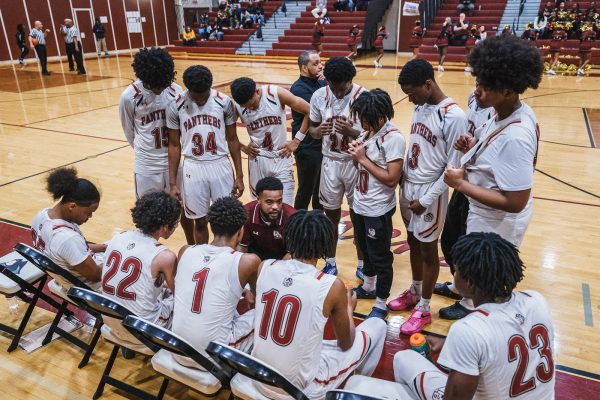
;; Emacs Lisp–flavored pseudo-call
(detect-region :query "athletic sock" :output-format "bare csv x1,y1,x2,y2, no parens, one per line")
363,276,376,292
447,282,459,294
374,297,388,310
460,297,475,310
415,298,431,313
357,259,364,269
326,257,336,266
411,280,423,296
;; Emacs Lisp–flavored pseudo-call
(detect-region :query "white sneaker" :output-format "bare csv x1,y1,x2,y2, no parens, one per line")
464,66,472,72
547,69,556,75
438,65,444,72
577,68,585,76
373,60,378,67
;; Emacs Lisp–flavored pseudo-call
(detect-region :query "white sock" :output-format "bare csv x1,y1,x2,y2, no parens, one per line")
374,297,388,310
411,280,423,296
460,297,475,310
326,257,336,266
416,297,430,312
363,275,376,292
447,283,459,294
357,259,364,269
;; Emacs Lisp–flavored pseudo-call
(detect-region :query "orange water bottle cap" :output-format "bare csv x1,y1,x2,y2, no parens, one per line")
410,333,426,347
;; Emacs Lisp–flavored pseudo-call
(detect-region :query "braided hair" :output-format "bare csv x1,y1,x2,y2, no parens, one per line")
350,89,394,132
451,232,525,301
284,210,336,260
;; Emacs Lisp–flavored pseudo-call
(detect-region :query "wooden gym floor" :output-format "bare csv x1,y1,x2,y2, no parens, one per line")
0,52,599,398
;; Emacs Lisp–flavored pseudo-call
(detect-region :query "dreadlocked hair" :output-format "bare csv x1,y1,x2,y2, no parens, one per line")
451,232,525,301
351,89,394,132
284,210,336,260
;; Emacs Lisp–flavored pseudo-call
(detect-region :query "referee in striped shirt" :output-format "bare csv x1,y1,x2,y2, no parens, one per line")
29,21,51,76
60,19,86,75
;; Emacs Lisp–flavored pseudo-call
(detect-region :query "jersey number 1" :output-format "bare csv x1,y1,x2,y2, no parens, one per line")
102,250,142,301
259,289,302,346
190,268,210,314
151,127,168,149
407,143,420,170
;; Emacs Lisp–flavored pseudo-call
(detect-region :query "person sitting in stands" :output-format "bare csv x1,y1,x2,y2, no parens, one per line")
182,26,196,46
457,0,475,17
312,0,328,19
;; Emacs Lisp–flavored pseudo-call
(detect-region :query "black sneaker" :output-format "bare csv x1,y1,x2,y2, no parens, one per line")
434,282,462,300
439,301,471,320
353,284,376,299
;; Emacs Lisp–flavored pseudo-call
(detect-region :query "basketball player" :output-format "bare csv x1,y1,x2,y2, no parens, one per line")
31,167,104,290
166,65,244,245
309,56,365,277
444,36,542,318
172,197,260,365
392,58,468,335
230,77,310,205
347,90,405,319
119,48,194,244
102,191,180,327
251,210,386,399
394,232,555,400
435,90,495,320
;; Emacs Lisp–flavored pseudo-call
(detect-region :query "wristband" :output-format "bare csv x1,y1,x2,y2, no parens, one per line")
295,131,306,141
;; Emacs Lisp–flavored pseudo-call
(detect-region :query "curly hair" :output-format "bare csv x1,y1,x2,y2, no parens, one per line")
256,177,283,195
451,232,525,300
131,191,181,234
351,89,394,131
46,167,100,206
323,56,356,83
183,65,213,93
468,35,543,94
285,210,336,260
207,196,248,237
131,48,175,90
398,58,434,86
230,77,257,105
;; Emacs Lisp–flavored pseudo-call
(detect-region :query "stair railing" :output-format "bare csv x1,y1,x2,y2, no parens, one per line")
362,0,392,50
511,0,527,33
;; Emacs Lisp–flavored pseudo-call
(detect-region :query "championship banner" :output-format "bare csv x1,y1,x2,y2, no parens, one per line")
403,1,420,16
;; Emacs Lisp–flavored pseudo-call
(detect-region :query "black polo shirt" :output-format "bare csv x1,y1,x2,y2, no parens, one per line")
290,75,327,152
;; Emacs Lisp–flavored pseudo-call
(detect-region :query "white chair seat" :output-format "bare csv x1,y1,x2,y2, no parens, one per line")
344,375,417,400
151,349,221,395
231,373,283,400
100,323,154,356
0,251,45,295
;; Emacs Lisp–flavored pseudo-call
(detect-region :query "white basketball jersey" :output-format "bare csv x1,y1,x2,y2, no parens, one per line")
119,81,183,174
252,259,336,396
438,291,555,399
404,97,468,184
101,230,166,322
30,209,98,290
235,85,288,158
310,84,365,160
466,91,495,137
166,89,236,161
353,122,406,217
172,244,244,362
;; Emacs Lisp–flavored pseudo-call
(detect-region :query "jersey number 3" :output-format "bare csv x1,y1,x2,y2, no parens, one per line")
508,324,554,397
259,289,302,346
102,250,142,301
407,143,420,170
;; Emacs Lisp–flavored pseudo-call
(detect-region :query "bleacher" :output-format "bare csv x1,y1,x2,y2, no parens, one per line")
169,1,282,55
267,1,367,57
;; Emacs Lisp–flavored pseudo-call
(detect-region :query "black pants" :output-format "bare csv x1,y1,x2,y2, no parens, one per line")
19,45,29,60
66,42,86,73
440,191,469,272
34,44,48,73
293,148,323,210
353,207,395,299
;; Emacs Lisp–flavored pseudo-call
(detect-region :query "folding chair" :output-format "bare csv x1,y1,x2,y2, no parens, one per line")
122,315,232,397
206,341,309,400
0,250,65,352
67,287,167,400
13,243,103,368
330,375,417,400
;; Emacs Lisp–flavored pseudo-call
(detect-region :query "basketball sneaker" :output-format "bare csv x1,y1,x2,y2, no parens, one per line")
577,68,585,76
366,306,388,320
400,309,432,335
439,301,471,320
547,69,556,75
353,284,376,299
437,65,444,72
387,289,418,311
322,261,337,276
434,281,462,300
355,266,364,281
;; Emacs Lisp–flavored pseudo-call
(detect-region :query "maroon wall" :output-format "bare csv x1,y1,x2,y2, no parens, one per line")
0,0,179,62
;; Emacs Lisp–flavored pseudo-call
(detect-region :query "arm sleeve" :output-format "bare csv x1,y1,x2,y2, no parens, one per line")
224,97,237,126
492,131,536,191
118,93,136,147
55,232,90,267
309,92,323,123
437,320,487,377
166,98,180,130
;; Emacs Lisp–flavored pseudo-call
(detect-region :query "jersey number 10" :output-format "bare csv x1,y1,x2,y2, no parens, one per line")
259,289,302,346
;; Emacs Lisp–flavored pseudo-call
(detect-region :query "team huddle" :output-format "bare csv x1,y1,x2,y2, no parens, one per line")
31,35,555,399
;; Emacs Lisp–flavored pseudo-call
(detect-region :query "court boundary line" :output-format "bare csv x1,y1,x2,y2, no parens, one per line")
535,168,600,199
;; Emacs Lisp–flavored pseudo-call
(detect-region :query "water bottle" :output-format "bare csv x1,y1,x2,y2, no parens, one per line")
410,333,430,358
6,296,20,315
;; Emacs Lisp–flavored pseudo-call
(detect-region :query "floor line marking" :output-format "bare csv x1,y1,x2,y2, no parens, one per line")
582,108,596,148
583,283,594,327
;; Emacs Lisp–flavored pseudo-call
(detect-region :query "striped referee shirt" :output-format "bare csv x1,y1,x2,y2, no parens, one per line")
62,26,79,43
29,28,46,45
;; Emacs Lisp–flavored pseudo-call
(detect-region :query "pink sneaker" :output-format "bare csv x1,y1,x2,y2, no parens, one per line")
387,290,418,311
400,309,432,335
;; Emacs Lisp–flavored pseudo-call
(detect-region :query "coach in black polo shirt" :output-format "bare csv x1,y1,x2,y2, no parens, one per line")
238,177,296,260
290,50,326,210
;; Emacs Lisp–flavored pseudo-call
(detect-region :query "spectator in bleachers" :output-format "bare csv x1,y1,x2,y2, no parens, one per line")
210,24,224,41
578,22,595,75
547,22,567,75
453,13,469,46
436,17,453,72
521,23,538,42
501,24,514,37
346,24,360,60
457,0,474,17
256,2,265,25
478,25,487,42
217,9,229,28
334,0,348,12
408,20,424,60
312,0,328,19
586,1,597,15
182,26,197,46
241,9,253,28
535,11,549,39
